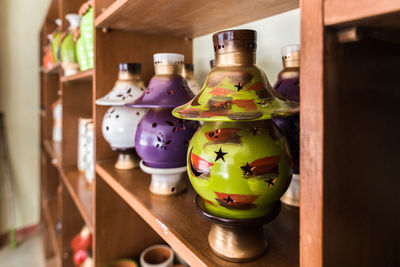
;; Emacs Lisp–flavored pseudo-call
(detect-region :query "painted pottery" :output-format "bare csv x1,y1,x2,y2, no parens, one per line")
96,63,147,170
43,34,55,70
172,30,299,262
79,1,94,70
61,14,81,76
140,244,174,267
52,98,62,142
52,19,62,63
127,53,199,195
187,120,291,219
272,44,300,207
182,63,201,94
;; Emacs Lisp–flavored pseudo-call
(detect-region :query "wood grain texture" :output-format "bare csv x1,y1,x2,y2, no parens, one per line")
94,29,192,162
96,160,299,267
324,0,400,26
300,0,324,266
95,0,299,37
323,32,400,267
94,176,164,266
62,81,92,167
43,197,62,267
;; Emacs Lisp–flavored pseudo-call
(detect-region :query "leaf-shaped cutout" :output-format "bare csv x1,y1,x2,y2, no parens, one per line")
157,136,161,142
165,140,171,145
127,88,131,93
166,121,175,126
116,94,123,97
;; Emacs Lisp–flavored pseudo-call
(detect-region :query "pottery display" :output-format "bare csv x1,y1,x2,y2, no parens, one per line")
96,63,147,170
173,29,299,262
43,34,55,70
182,63,201,94
127,53,199,196
78,118,92,172
84,122,95,182
273,44,300,207
79,0,94,71
52,19,62,63
52,98,62,142
61,14,81,76
140,244,174,267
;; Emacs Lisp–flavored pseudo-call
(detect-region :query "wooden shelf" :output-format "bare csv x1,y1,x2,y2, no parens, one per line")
61,69,93,83
96,160,299,267
324,0,400,26
61,167,94,231
43,197,62,267
95,0,299,37
42,63,61,74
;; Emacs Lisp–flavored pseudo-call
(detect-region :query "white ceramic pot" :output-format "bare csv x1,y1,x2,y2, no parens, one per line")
84,122,95,183
78,118,92,172
102,106,147,150
139,161,187,196
140,244,174,267
52,100,62,142
281,173,300,207
96,80,145,106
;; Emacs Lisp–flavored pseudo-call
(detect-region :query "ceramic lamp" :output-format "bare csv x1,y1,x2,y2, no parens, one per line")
127,53,199,196
96,63,147,170
61,14,81,76
173,30,299,262
79,0,94,70
273,44,300,207
52,19,62,63
182,64,201,94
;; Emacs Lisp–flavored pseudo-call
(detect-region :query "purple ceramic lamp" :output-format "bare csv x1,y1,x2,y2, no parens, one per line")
272,44,300,207
127,53,199,196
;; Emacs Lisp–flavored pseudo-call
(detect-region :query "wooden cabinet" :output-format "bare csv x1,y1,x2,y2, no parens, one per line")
39,0,400,266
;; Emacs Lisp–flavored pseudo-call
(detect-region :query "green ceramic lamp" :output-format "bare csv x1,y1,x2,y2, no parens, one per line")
173,29,299,262
61,14,81,76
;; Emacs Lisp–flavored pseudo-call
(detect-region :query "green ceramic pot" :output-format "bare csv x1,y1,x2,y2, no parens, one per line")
52,31,61,63
76,36,89,71
187,120,292,219
80,6,94,70
60,33,76,63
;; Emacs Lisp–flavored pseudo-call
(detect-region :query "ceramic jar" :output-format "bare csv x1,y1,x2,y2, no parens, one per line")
84,122,95,183
79,0,94,71
272,44,300,207
52,19,62,63
77,118,92,172
140,245,174,267
182,64,201,94
52,98,62,142
61,14,81,76
96,63,147,170
127,53,199,195
173,30,299,262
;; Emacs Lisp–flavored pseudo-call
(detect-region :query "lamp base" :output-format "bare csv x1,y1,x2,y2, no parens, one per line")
139,160,187,196
195,195,281,262
114,152,139,170
281,173,300,207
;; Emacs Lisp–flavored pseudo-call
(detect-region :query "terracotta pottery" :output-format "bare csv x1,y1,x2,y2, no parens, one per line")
140,244,174,267
127,53,199,195
96,63,147,170
272,44,300,207
172,29,299,262
61,14,81,76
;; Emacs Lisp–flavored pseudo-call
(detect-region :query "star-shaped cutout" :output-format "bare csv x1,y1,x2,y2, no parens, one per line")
265,177,278,188
234,82,243,92
241,163,255,176
223,196,234,204
214,147,227,162
250,127,261,136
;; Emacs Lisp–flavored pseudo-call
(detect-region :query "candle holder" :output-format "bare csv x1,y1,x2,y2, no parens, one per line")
173,29,298,261
96,63,147,170
127,53,199,196
272,44,300,207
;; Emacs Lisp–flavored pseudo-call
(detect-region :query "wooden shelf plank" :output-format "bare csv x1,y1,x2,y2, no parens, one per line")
324,0,400,26
96,160,299,267
44,139,94,231
42,198,62,267
61,167,94,231
95,0,299,37
61,69,93,83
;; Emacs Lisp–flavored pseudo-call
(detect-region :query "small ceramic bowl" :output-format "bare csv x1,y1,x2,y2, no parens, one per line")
140,244,174,267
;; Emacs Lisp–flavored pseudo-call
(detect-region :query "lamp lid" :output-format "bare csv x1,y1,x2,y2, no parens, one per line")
65,14,81,29
96,63,145,106
172,30,298,121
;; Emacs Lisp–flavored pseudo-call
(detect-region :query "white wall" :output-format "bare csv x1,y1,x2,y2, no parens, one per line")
193,8,300,87
0,0,51,232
